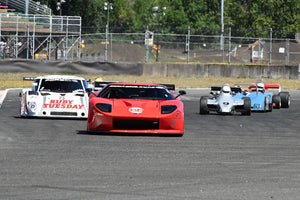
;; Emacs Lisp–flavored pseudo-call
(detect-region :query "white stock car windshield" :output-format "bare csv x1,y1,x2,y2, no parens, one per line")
39,79,84,93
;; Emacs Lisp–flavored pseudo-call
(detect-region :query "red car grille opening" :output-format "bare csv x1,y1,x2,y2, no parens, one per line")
113,119,159,130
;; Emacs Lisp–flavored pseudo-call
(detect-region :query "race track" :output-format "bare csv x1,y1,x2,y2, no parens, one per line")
1,89,300,200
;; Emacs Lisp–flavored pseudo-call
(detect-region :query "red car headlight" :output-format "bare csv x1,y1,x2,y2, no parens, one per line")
161,105,177,114
96,103,112,113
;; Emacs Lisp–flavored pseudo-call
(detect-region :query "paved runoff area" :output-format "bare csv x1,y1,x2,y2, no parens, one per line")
0,89,300,200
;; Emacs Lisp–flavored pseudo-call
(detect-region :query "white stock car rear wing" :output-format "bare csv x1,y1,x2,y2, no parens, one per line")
23,77,35,81
159,84,175,91
94,81,117,88
24,77,91,82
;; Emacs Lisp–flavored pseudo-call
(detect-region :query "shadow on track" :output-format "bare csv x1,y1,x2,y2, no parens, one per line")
76,130,183,137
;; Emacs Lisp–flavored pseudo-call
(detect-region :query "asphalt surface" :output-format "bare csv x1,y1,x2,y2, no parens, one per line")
0,89,300,200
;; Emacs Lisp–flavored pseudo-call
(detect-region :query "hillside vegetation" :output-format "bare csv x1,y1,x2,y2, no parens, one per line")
38,0,300,38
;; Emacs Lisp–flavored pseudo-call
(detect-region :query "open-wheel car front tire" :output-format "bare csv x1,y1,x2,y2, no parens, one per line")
272,95,281,109
199,96,209,114
241,97,251,115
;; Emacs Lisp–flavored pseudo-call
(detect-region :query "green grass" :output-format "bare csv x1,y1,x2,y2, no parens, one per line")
0,72,299,90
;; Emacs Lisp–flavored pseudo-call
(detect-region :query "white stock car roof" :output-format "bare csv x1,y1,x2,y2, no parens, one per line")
34,75,86,81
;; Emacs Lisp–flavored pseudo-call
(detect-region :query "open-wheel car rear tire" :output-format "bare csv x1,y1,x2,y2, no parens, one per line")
279,92,290,108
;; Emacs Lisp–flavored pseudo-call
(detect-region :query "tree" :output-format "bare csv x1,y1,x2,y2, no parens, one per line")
37,0,300,38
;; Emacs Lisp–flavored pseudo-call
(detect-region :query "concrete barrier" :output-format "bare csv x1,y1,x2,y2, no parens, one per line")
0,60,298,79
143,64,299,79
0,60,143,75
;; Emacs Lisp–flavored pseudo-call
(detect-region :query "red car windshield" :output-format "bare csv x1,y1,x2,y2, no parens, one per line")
99,85,175,100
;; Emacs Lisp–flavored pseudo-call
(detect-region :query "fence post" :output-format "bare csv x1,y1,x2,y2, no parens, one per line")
186,26,190,64
145,26,149,63
25,0,29,15
15,15,19,59
105,24,108,62
258,39,261,64
269,28,272,65
110,33,112,62
65,16,69,61
48,16,52,61
285,38,290,65
26,25,29,60
220,0,224,51
228,27,231,64
32,15,35,60
71,35,74,61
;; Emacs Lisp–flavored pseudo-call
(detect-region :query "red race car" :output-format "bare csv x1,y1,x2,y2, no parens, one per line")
87,83,186,136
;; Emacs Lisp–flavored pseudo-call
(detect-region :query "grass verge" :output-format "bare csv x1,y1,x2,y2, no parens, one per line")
0,72,299,90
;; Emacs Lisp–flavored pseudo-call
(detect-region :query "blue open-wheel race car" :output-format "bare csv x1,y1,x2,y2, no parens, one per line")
234,79,291,112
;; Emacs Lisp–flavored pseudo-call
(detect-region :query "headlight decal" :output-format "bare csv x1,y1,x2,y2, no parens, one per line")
27,101,37,110
96,103,112,113
27,96,38,111
161,105,177,114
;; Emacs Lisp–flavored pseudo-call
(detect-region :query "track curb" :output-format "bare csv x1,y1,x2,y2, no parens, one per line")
0,89,8,108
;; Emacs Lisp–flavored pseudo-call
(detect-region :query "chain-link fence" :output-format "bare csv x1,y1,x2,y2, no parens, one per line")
0,23,299,65
80,28,300,65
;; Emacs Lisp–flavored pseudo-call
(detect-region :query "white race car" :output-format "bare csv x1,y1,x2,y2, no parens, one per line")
200,84,251,115
20,75,91,118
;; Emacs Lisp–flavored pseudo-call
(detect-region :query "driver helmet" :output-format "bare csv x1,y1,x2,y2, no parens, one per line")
95,77,103,82
222,84,231,93
256,82,264,91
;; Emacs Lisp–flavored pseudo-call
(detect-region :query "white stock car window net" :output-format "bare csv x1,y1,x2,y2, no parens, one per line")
39,80,83,92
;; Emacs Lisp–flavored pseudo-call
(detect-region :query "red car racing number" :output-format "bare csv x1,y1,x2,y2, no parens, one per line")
129,107,143,114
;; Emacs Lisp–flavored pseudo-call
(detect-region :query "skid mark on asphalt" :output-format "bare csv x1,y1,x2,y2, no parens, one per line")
0,136,13,142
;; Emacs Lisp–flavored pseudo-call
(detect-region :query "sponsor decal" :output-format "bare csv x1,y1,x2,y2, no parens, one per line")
129,107,143,114
253,103,261,109
44,100,84,109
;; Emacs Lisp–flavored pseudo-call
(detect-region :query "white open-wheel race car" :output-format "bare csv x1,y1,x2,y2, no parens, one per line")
200,84,251,115
20,75,92,119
